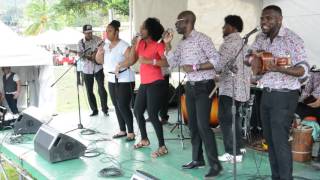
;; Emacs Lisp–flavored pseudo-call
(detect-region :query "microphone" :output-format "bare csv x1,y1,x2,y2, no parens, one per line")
243,26,261,39
158,28,174,43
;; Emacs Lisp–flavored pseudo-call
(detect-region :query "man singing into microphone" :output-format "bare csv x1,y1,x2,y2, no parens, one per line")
248,5,309,180
216,15,251,163
164,10,222,179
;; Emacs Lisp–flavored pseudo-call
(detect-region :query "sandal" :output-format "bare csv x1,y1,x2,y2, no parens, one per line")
133,140,150,149
112,132,127,139
126,134,135,142
151,146,168,158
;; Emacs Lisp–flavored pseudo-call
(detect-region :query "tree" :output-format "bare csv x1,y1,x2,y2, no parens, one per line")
54,0,129,17
24,0,66,35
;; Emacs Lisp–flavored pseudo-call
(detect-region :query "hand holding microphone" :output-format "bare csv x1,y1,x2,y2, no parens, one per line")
162,28,174,44
132,32,141,46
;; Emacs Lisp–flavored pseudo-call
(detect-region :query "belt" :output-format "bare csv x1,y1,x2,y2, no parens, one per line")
263,87,297,93
187,80,212,86
108,68,128,75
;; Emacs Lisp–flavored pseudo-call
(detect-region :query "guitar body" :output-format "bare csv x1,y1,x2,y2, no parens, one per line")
250,51,291,75
180,94,219,127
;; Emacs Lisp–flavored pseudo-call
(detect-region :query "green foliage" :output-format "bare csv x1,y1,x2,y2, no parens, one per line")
24,0,66,35
23,0,129,35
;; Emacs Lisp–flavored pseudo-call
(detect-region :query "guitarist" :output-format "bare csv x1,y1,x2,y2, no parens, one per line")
78,24,109,116
248,5,309,180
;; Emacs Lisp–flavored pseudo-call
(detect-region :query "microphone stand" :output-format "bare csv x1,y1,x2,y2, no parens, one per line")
50,61,84,133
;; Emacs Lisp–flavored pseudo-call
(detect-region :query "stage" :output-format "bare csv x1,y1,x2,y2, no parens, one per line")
0,108,318,180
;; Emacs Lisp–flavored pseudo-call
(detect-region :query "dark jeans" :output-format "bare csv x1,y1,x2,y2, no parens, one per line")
185,80,220,168
260,90,299,180
296,102,320,124
134,80,166,147
5,94,19,114
218,95,243,155
83,69,109,113
159,74,170,120
108,82,135,133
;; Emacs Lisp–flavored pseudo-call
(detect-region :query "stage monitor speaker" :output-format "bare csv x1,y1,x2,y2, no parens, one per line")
13,106,50,134
34,124,86,163
130,170,159,180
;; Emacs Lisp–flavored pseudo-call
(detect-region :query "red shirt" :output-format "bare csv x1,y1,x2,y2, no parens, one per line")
136,39,165,84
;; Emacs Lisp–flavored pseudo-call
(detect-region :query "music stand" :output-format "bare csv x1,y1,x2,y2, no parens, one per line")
165,66,190,149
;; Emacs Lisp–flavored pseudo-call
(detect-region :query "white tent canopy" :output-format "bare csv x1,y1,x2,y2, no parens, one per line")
133,0,320,66
0,21,55,115
27,27,83,45
0,22,53,67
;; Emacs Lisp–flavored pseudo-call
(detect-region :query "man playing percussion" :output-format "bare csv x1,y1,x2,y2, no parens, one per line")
248,5,309,180
296,71,320,123
216,15,251,163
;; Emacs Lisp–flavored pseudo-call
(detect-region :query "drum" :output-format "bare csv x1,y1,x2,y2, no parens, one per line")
292,126,313,162
180,94,219,127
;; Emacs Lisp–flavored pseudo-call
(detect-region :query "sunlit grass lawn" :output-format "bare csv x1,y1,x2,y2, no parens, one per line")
54,65,112,113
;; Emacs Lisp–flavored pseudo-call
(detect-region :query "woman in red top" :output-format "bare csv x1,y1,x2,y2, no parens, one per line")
117,18,169,158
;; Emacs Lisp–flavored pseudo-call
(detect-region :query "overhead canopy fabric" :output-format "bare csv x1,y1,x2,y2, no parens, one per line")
0,22,52,67
133,0,319,66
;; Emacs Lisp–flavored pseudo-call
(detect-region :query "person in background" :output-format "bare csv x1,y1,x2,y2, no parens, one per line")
159,67,170,124
2,67,20,115
96,20,136,141
296,71,320,123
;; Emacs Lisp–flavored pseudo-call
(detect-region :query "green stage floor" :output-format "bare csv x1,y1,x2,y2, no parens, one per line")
0,109,319,180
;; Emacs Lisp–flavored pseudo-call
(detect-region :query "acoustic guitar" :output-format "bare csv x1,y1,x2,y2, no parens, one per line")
180,94,219,127
249,51,291,75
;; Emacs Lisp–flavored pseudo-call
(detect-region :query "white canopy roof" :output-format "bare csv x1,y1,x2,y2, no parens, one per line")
0,21,52,67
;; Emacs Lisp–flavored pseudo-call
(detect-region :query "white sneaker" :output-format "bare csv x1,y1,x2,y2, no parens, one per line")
240,148,246,154
218,153,242,163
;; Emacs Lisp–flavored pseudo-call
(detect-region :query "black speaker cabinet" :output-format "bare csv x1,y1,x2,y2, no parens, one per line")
13,106,49,134
34,124,86,163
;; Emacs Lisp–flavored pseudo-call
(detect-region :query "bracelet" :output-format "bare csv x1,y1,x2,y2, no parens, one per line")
153,59,157,66
196,64,200,71
192,64,197,72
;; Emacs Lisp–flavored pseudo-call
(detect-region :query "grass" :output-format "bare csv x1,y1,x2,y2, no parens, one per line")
54,65,111,113
0,162,19,180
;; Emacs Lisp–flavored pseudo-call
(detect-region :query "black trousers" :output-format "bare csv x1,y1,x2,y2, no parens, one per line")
5,94,19,114
77,71,84,85
185,80,220,168
83,69,109,113
218,95,243,155
296,102,320,124
159,74,170,120
134,80,166,147
260,90,299,180
108,82,135,133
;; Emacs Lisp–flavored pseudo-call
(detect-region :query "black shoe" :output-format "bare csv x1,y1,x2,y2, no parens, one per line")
182,161,205,169
160,118,168,125
90,111,98,116
204,164,222,179
103,111,109,116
